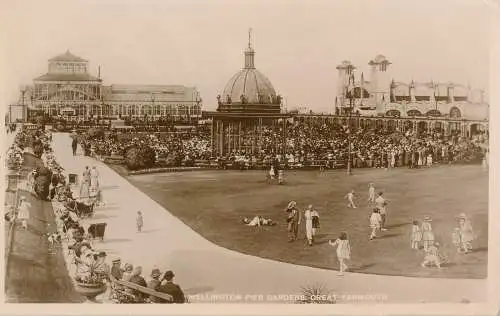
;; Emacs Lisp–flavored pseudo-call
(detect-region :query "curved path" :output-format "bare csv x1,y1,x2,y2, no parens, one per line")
51,133,485,303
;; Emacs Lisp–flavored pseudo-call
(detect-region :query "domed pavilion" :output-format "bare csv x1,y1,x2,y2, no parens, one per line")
216,32,282,113
204,30,291,157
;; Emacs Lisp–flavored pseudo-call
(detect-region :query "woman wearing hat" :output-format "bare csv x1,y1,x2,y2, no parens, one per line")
457,213,475,253
147,268,163,303
421,216,435,251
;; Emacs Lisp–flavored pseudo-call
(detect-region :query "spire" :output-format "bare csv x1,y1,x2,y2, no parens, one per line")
244,28,255,69
98,65,101,79
248,28,253,50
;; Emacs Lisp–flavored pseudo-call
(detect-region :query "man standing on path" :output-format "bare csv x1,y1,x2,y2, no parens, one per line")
72,137,78,156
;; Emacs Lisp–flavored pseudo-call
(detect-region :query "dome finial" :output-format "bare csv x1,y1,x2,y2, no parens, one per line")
248,28,253,50
244,29,255,69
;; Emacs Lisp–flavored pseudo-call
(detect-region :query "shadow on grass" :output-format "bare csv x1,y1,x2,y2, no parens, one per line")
377,233,402,239
473,246,488,253
386,222,410,229
352,263,376,271
139,228,163,234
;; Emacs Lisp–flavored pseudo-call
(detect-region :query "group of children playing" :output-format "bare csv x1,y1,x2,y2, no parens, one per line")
339,183,477,273
410,213,475,268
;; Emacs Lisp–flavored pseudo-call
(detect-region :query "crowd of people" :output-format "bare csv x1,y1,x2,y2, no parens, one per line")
50,162,187,303
75,119,487,170
284,181,477,275
5,125,187,303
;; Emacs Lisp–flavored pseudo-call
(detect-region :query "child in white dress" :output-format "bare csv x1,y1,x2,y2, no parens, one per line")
421,216,435,251
369,209,382,240
427,154,433,167
452,228,464,253
345,190,356,208
329,232,351,276
411,220,422,250
368,183,375,204
269,166,276,180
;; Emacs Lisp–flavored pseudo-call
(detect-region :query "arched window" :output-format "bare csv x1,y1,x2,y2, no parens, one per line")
386,110,401,117
426,109,441,117
450,107,461,118
407,110,422,117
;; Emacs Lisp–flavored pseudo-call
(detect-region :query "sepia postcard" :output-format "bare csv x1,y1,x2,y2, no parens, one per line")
0,0,499,315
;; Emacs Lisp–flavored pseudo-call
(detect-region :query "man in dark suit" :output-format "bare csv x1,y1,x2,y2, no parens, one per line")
72,138,78,156
158,270,185,303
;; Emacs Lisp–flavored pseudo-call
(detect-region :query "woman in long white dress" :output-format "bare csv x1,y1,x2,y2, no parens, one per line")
457,213,475,253
304,205,314,246
329,232,351,276
269,165,276,180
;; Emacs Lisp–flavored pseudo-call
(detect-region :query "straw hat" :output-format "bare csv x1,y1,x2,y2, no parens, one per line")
150,268,162,278
457,213,467,219
287,201,297,209
423,216,432,222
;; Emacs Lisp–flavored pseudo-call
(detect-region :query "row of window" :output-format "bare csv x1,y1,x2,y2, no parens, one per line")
43,104,201,116
50,62,87,73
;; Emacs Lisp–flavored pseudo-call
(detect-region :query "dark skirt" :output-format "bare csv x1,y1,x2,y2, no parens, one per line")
312,216,320,228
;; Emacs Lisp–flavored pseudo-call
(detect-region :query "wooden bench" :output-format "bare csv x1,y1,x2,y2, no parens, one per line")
111,277,174,303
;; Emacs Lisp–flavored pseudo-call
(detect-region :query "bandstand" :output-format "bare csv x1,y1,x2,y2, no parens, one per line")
203,30,291,157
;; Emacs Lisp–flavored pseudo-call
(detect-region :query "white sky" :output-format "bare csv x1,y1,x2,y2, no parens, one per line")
0,0,493,112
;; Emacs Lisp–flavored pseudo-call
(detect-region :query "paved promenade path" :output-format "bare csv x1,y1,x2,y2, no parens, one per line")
52,132,486,304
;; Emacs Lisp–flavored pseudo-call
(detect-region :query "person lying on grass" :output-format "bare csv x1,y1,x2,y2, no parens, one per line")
242,216,277,227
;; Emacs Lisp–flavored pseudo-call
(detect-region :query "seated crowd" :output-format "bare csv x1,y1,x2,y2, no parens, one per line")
78,119,487,170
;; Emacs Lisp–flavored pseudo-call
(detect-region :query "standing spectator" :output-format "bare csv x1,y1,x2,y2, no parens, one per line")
369,208,382,240
90,166,100,191
457,213,475,253
158,270,186,303
72,137,78,156
286,201,300,242
136,211,144,233
375,192,388,231
345,190,356,208
368,183,375,204
304,205,314,246
410,220,422,250
80,166,91,199
329,232,351,276
17,196,31,230
311,207,320,238
421,216,435,251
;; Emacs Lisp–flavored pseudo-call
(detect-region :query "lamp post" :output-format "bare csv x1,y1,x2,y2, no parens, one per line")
346,92,353,175
19,85,28,122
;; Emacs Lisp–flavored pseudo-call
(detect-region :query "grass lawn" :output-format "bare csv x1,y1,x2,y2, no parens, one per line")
125,165,488,279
